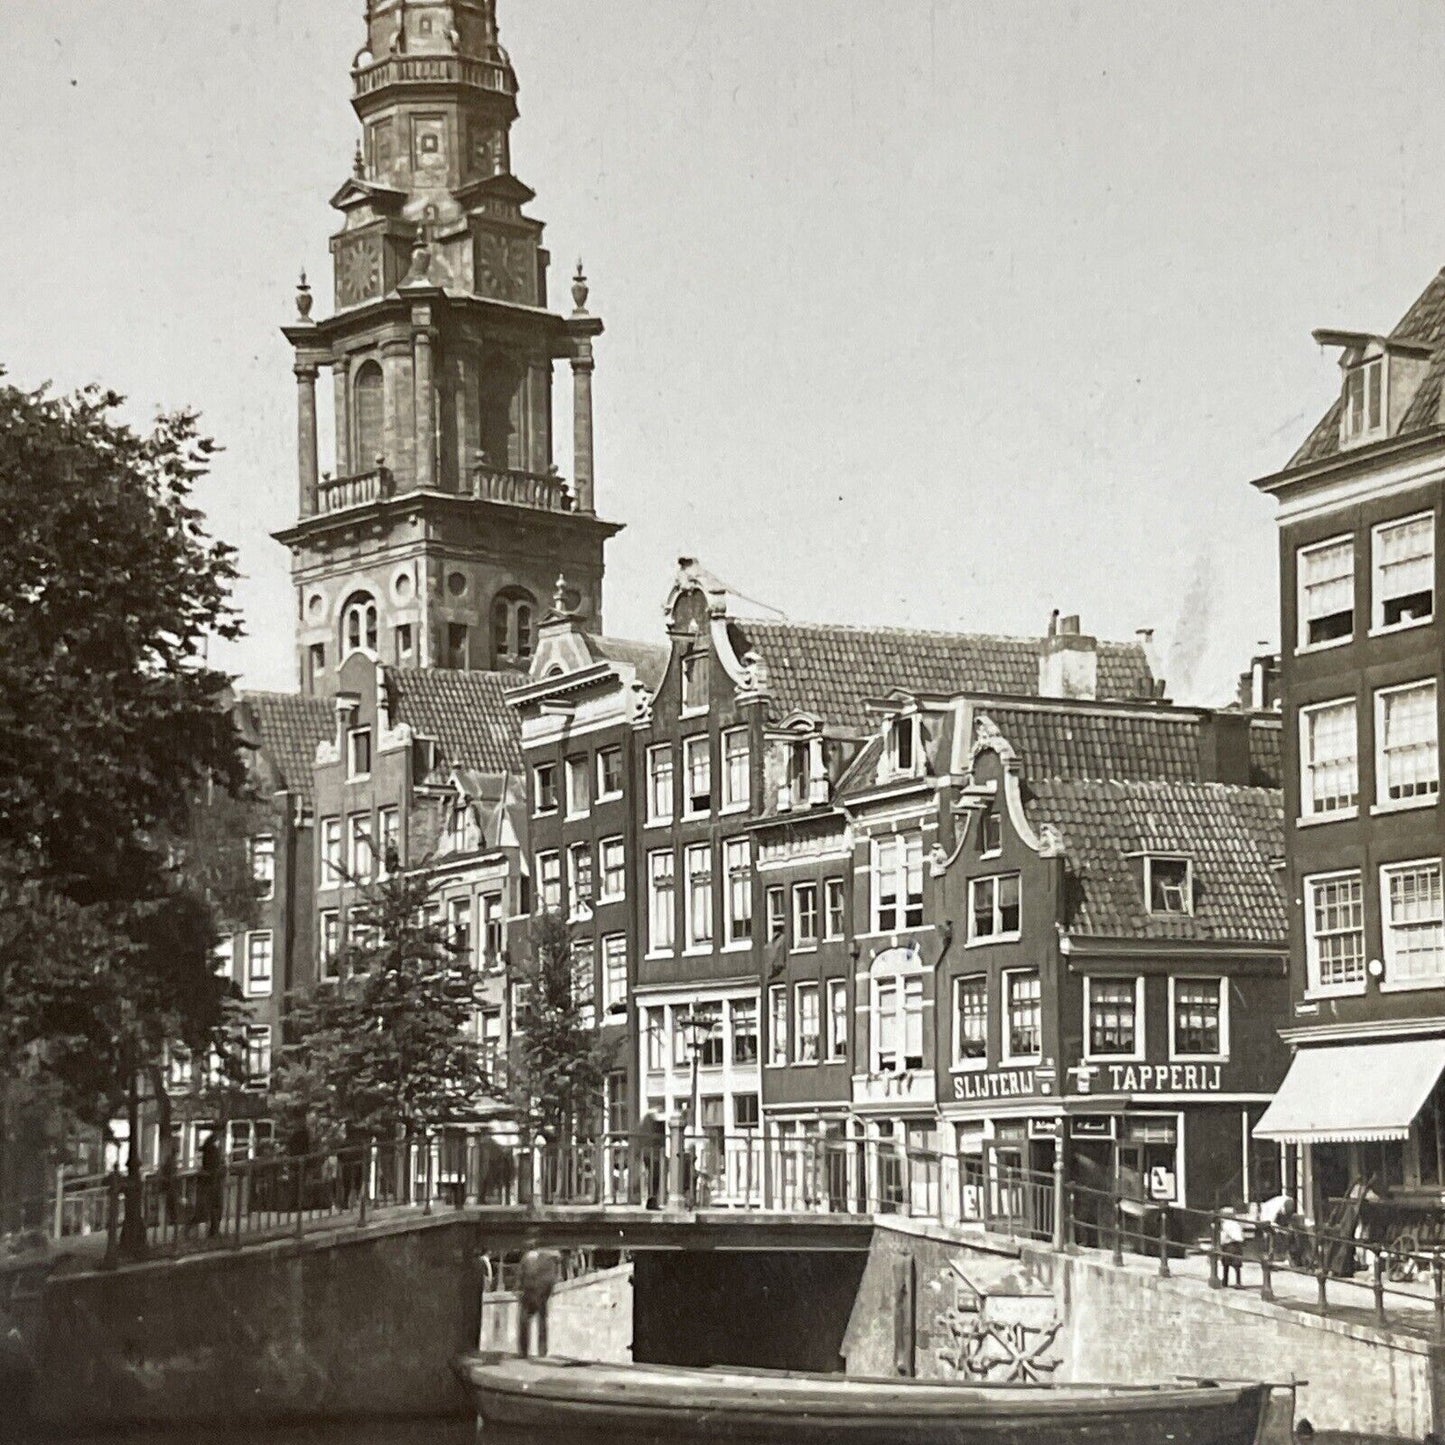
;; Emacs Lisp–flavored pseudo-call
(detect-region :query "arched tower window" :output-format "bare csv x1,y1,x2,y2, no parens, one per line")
341,591,379,657
491,588,536,666
353,361,384,471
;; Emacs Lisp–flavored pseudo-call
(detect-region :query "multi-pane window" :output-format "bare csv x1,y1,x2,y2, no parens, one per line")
793,883,819,949
766,885,787,943
480,1009,502,1077
690,1003,724,1067
970,873,1021,941
1147,857,1191,915
681,652,709,712
953,975,987,1066
536,851,562,913
1343,358,1384,441
1087,978,1140,1058
533,762,558,814
448,896,472,962
827,978,848,1061
1305,872,1366,992
377,806,399,874
724,838,753,944
572,940,596,1030
731,997,759,1064
1382,861,1445,985
245,1025,272,1088
481,893,504,964
250,835,275,900
734,1093,760,1130
980,809,1002,856
1172,978,1225,1058
1298,536,1355,647
795,982,821,1063
596,746,624,800
768,985,788,1065
1004,970,1042,1060
321,817,342,887
246,932,273,996
646,745,674,823
599,837,626,901
602,935,628,1014
1377,681,1439,804
648,850,676,953
683,735,711,816
875,973,924,1072
685,842,714,947
511,980,531,1032
565,756,590,816
348,727,372,779
319,911,340,982
446,800,480,856
874,833,925,931
1300,699,1359,816
1375,513,1435,629
644,1009,667,1072
348,814,372,881
568,841,594,914
824,878,845,939
722,727,750,810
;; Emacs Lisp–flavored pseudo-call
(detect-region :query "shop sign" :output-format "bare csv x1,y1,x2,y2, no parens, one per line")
953,1068,1041,1102
1148,1166,1177,1202
1107,1062,1222,1093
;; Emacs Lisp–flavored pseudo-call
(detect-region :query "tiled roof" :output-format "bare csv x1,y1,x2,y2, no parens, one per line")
237,691,332,807
730,618,1155,732
590,635,669,691
1286,267,1445,472
1026,779,1285,943
389,668,523,774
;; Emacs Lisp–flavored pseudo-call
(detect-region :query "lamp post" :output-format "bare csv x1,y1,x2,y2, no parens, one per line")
673,1009,716,1206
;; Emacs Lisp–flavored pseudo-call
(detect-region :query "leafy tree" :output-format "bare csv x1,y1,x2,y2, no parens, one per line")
504,911,618,1144
273,866,493,1156
0,374,248,1246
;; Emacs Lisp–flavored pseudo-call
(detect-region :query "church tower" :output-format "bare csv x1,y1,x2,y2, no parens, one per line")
276,0,620,695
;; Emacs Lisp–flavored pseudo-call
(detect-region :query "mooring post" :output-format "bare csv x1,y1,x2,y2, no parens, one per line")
1372,1249,1386,1324
1051,1120,1066,1252
666,1117,686,1210
1315,1228,1328,1314
1112,1198,1124,1266
1157,1207,1171,1278
1259,1228,1274,1303
1208,1214,1221,1289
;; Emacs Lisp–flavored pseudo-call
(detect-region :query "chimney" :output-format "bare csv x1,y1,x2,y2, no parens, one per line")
1196,709,1252,785
1238,648,1281,713
1135,627,1165,697
1038,614,1098,699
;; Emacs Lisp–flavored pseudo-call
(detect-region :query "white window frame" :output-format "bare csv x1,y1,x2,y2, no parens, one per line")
952,973,988,1071
1303,868,1367,998
1373,511,1435,634
596,745,624,802
598,836,626,903
567,840,594,918
376,806,400,875
1299,696,1359,821
448,896,473,963
533,762,559,816
250,834,275,901
730,997,759,1066
826,978,848,1062
968,872,1022,944
872,833,925,933
318,910,340,983
767,984,788,1067
647,849,676,955
682,734,712,818
536,850,562,914
1342,355,1385,442
481,893,504,967
794,981,821,1064
1083,975,1145,1063
1145,856,1193,916
1296,534,1355,652
824,877,846,940
1374,679,1440,812
320,816,342,889
245,931,274,997
721,726,750,812
680,651,709,714
870,965,925,1074
792,882,819,952
1001,967,1043,1065
1379,858,1445,992
885,714,920,777
1168,976,1229,1063
602,934,628,1015
765,885,787,943
646,744,674,825
643,1007,667,1073
245,1025,272,1090
348,812,372,881
684,841,714,950
564,755,590,818
724,837,753,947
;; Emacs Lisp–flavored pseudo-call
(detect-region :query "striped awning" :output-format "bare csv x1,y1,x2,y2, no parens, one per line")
1254,1039,1445,1144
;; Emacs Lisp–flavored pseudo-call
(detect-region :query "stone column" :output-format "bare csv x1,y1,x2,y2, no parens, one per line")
295,363,320,516
332,357,351,479
571,351,595,513
413,315,437,491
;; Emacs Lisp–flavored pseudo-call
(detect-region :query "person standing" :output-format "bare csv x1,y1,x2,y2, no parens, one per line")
517,1241,562,1358
197,1131,224,1239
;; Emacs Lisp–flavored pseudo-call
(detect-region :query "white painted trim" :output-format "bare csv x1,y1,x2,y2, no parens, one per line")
1083,974,1146,1064
1166,973,1230,1063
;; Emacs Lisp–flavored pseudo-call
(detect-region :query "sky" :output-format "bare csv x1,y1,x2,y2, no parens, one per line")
5,2,1445,703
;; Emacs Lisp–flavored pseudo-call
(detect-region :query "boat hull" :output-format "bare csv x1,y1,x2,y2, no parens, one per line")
454,1355,1274,1445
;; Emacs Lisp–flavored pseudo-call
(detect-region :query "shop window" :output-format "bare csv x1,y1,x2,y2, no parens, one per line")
1374,513,1435,630
1297,536,1354,647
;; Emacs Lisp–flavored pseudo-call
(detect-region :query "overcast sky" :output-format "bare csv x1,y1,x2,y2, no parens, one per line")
5,2,1445,702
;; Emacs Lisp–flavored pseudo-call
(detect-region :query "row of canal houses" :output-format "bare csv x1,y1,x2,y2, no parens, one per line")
218,560,1289,1218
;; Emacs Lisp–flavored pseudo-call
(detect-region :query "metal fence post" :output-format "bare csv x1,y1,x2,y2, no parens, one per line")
1259,1228,1274,1303
1372,1249,1386,1325
1157,1208,1171,1278
1208,1214,1221,1289
1315,1228,1328,1314
1112,1198,1124,1266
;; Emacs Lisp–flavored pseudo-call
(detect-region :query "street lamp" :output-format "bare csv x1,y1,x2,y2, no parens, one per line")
673,1009,717,1203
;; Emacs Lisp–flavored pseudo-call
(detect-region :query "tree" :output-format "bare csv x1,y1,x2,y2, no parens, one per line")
273,867,493,1155
504,911,618,1144
0,374,248,1244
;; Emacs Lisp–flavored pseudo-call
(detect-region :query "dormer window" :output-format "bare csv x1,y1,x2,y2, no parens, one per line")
887,715,919,776
1146,856,1192,915
1343,357,1384,442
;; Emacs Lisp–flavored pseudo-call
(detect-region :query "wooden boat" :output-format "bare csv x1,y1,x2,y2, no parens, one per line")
453,1353,1279,1445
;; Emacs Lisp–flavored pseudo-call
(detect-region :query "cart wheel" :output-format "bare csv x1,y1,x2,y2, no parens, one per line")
1387,1231,1420,1282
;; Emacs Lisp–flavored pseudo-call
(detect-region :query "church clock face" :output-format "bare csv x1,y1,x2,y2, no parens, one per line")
337,235,383,307
474,233,534,304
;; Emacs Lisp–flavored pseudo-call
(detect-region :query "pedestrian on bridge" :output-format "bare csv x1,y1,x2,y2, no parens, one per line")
517,1238,562,1358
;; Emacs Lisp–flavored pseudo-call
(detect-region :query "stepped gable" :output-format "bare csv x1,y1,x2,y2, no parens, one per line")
1025,779,1285,943
1287,266,1445,471
237,691,332,807
388,668,522,774
727,618,1155,733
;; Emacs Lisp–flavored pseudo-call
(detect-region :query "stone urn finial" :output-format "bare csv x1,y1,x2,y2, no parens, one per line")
553,572,568,613
295,269,314,320
353,140,366,179
571,259,589,315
